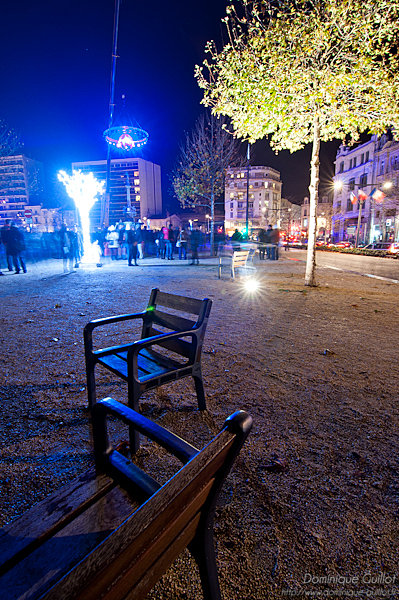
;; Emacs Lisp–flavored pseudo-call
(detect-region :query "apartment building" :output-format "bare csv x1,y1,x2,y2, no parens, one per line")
332,134,399,242
224,165,282,233
0,155,45,227
72,157,162,229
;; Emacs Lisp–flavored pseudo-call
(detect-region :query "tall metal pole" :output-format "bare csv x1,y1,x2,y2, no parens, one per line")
102,0,121,228
245,142,250,239
355,198,364,247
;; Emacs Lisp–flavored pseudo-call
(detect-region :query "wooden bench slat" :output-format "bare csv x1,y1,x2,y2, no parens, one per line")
153,291,204,315
0,469,115,577
145,329,193,359
152,309,196,332
1,486,139,600
74,482,213,600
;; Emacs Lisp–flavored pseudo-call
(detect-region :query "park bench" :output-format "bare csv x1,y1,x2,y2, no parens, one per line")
0,397,253,600
218,249,256,279
84,288,212,451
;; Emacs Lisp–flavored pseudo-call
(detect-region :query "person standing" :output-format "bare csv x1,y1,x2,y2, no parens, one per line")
136,224,144,259
177,227,188,260
265,224,273,259
270,226,280,260
258,228,267,260
166,223,175,260
8,222,27,274
59,223,73,272
127,225,139,266
0,237,4,275
189,225,201,265
1,219,13,271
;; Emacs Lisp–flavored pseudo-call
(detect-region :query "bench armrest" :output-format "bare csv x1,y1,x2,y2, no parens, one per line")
84,310,148,354
93,398,199,465
90,329,197,362
85,310,147,332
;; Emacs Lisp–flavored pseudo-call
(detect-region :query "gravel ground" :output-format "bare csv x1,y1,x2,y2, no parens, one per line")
0,252,398,599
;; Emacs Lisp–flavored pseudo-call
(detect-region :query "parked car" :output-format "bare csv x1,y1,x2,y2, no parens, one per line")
363,242,399,255
328,241,353,249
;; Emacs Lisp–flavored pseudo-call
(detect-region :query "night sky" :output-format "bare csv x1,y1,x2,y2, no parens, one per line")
0,0,340,209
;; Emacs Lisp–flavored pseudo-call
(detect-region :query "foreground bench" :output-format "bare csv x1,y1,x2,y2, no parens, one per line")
0,398,252,600
84,288,212,451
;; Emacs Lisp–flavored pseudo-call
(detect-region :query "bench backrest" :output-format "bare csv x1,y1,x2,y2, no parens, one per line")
142,288,212,360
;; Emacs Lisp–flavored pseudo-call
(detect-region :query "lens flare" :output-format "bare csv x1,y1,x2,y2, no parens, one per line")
244,278,260,293
58,170,104,263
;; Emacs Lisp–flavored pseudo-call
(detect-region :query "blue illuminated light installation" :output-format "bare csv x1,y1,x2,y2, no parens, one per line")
104,125,149,150
102,0,149,226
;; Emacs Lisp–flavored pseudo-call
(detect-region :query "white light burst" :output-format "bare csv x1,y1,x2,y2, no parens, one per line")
58,170,104,264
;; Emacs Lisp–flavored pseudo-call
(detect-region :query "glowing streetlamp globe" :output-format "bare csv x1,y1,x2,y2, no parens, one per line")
58,170,104,264
103,125,149,150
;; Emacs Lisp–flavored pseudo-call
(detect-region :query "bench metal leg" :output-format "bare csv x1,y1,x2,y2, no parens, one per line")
127,381,141,454
193,371,207,411
190,527,222,600
86,360,97,411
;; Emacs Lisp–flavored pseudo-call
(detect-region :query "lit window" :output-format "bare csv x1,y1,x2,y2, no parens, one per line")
134,179,140,185
230,173,234,178
230,193,234,198
135,187,140,193
136,195,140,201
134,171,139,176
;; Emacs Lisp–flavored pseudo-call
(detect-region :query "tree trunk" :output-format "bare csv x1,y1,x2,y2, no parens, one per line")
210,179,215,256
305,114,320,287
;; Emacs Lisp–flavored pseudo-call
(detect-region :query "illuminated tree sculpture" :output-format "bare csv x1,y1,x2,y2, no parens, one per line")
196,0,399,286
58,170,104,263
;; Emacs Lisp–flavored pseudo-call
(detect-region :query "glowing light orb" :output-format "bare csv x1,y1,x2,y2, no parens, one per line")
58,170,104,264
243,278,260,293
104,125,149,150
116,133,134,149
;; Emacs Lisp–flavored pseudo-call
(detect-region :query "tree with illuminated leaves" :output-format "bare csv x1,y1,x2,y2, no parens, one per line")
196,0,399,285
172,112,243,253
0,120,23,157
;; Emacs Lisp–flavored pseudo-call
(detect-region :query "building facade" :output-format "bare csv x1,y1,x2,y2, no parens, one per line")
0,155,45,227
71,157,162,229
301,195,333,239
332,135,399,243
224,165,283,234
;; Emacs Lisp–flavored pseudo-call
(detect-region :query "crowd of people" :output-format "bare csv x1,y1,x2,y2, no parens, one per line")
96,221,205,266
0,218,282,274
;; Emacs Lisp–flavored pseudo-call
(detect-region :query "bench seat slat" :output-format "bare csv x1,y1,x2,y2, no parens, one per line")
74,481,213,600
98,348,185,382
0,469,114,577
0,486,139,600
